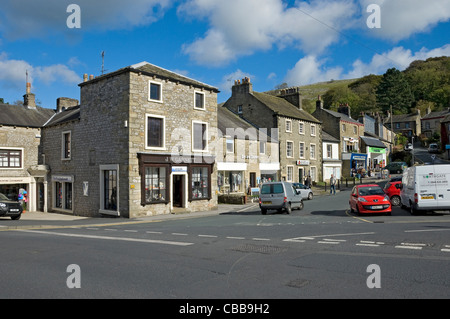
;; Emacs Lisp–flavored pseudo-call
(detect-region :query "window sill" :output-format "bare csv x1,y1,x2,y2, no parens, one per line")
99,209,120,217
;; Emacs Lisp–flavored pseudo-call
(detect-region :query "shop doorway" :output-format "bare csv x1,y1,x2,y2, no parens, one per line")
298,168,304,183
172,175,185,208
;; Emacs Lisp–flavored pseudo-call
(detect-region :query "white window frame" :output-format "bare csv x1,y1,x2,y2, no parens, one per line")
286,140,294,158
145,114,166,150
226,136,234,153
286,119,292,133
259,140,266,155
148,80,163,103
0,147,24,170
310,143,316,160
61,131,71,161
311,124,316,136
287,165,294,182
299,121,305,135
192,120,209,152
299,142,305,159
194,90,206,110
342,124,346,132
310,166,317,182
99,164,120,217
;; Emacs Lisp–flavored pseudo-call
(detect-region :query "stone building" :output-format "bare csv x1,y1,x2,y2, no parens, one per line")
313,97,365,177
42,62,219,218
217,105,279,196
222,78,322,183
0,83,54,212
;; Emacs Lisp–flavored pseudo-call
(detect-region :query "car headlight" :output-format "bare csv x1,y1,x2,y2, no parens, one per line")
0,203,6,208
358,197,368,202
384,196,390,202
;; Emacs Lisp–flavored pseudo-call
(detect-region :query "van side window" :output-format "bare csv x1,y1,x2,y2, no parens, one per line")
261,185,271,194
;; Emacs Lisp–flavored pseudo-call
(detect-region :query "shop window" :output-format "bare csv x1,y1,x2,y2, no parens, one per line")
144,166,167,203
191,167,209,199
53,181,73,211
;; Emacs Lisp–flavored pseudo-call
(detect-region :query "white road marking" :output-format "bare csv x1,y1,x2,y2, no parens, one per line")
198,234,218,238
226,236,245,240
17,230,194,246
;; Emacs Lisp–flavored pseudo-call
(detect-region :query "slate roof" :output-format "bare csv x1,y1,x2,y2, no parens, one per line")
360,136,387,148
421,109,450,120
252,92,321,124
383,112,420,124
44,106,81,127
218,105,276,142
0,104,55,128
319,107,362,125
79,61,220,93
322,130,339,143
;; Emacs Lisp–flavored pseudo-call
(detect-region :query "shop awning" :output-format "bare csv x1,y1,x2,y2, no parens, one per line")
361,136,386,149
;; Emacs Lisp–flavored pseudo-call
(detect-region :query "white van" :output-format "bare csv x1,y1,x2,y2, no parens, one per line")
400,164,450,215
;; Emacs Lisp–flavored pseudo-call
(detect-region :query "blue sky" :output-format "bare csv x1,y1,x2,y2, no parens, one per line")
0,0,449,109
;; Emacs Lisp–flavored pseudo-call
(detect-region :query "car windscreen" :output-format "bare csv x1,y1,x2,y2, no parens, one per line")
0,193,9,200
358,187,384,196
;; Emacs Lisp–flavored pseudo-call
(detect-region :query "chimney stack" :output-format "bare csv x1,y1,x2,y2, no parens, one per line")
316,95,323,110
278,87,302,110
232,77,253,96
57,97,79,113
23,81,36,109
83,73,88,82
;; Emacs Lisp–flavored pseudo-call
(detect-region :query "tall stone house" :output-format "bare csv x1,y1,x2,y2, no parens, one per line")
384,109,421,141
217,105,279,196
223,78,322,184
0,85,54,213
313,97,365,177
42,62,220,218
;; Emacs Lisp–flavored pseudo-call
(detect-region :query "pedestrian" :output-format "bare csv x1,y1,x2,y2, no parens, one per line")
330,174,336,195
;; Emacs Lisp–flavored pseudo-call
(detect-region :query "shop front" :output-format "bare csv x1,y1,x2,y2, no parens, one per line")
342,153,368,178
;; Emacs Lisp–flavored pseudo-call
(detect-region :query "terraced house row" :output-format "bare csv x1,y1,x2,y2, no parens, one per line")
0,61,394,218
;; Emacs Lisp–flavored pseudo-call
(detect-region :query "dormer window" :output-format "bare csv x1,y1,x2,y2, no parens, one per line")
194,91,205,110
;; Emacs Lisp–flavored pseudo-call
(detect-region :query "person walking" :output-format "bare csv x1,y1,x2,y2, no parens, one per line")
330,174,336,195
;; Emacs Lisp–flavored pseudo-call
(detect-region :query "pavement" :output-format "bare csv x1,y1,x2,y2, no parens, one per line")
1,176,388,230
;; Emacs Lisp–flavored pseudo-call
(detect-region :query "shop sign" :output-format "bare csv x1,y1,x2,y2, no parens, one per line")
52,175,73,182
172,166,188,173
296,160,310,166
368,147,386,154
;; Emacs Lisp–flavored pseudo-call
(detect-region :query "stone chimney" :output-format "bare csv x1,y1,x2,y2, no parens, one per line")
338,103,352,119
23,82,36,109
278,87,302,110
57,97,79,113
232,77,253,96
316,95,323,110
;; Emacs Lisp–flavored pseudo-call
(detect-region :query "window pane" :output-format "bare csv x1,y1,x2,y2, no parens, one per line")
145,167,166,203
150,83,161,101
55,182,63,209
192,167,208,199
104,170,117,210
195,93,204,109
65,183,73,210
193,123,207,150
147,117,163,148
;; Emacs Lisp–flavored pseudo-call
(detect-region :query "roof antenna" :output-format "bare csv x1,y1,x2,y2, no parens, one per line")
101,51,108,75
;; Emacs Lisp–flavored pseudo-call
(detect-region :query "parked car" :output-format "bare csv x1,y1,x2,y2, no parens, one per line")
383,162,407,174
259,182,303,215
292,183,314,200
0,193,23,220
349,184,392,216
428,143,439,153
404,143,413,151
400,164,450,215
383,180,402,206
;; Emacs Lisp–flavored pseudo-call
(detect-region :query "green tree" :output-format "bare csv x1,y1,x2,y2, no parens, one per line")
376,68,414,114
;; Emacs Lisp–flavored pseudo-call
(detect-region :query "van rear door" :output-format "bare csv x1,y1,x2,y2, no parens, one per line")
417,165,450,210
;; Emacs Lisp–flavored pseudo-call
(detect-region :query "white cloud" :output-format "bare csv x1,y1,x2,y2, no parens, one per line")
284,44,450,86
219,69,255,94
0,52,82,90
359,0,450,41
179,0,358,66
0,0,173,39
284,55,343,86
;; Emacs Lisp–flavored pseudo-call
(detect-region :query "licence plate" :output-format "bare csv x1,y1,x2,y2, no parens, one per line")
263,201,272,205
371,205,383,209
10,209,19,212
421,195,434,199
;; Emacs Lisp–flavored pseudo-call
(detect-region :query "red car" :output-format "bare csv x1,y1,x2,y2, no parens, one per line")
349,184,392,216
383,180,402,206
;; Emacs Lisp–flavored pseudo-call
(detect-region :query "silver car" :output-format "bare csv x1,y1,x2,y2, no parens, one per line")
259,182,304,215
292,183,313,200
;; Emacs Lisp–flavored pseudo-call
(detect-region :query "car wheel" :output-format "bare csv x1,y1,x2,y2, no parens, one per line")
11,214,21,220
261,209,267,215
285,203,291,214
391,196,401,206
298,201,304,211
409,202,419,216
308,192,313,200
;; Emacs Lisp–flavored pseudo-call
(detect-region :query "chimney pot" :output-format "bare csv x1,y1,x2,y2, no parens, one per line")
89,74,94,80
83,74,88,82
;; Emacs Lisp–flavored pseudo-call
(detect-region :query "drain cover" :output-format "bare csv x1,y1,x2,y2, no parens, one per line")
230,244,288,254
